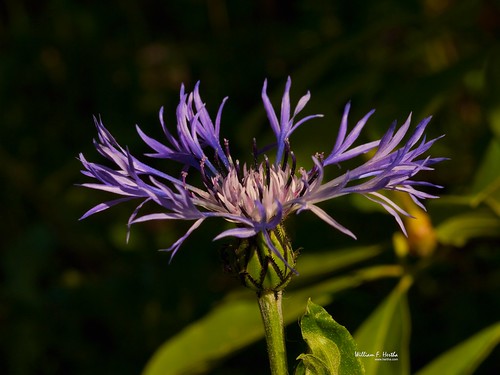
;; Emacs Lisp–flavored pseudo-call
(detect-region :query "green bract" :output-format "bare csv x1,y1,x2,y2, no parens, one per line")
222,224,298,293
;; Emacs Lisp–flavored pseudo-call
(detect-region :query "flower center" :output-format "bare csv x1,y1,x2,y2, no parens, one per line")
191,139,322,223
212,163,304,221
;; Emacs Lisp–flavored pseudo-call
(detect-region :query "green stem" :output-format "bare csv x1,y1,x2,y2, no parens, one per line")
258,290,288,375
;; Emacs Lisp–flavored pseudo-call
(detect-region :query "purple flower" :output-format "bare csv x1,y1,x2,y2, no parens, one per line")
79,77,444,261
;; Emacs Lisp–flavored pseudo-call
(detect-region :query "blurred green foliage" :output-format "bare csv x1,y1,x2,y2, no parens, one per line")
1,0,499,374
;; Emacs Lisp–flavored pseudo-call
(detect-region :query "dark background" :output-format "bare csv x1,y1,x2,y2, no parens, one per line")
1,0,499,374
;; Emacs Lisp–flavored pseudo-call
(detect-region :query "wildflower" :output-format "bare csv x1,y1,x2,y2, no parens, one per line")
79,77,444,276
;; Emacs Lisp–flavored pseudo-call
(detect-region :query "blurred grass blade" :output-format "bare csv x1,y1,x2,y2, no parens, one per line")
470,139,500,199
285,265,404,323
142,296,261,375
470,139,500,215
354,276,413,375
294,245,383,285
435,209,500,247
415,322,500,375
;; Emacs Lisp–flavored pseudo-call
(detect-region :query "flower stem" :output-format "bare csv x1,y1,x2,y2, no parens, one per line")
258,290,288,375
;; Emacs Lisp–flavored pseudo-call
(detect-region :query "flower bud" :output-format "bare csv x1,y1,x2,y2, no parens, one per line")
221,224,298,293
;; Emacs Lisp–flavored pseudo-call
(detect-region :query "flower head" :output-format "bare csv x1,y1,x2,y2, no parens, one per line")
79,77,444,267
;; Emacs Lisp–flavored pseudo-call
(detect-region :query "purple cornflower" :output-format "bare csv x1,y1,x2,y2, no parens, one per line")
79,77,444,262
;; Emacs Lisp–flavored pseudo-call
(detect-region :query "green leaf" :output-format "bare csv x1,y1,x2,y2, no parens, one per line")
354,276,413,375
435,209,500,247
415,322,500,375
296,299,364,375
142,265,403,375
296,353,337,375
488,107,500,142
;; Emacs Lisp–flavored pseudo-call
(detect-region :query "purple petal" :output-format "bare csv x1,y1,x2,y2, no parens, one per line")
262,79,280,136
79,197,134,220
161,218,205,259
306,204,357,239
213,227,257,241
